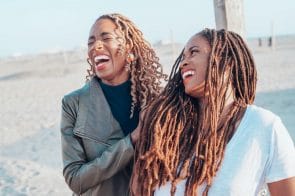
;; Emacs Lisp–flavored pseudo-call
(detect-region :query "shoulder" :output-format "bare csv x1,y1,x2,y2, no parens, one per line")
245,105,293,151
245,105,280,129
239,105,287,148
61,83,90,117
62,82,90,104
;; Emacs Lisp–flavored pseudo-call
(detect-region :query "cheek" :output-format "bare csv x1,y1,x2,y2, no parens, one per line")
87,50,94,64
116,43,126,56
109,38,126,55
200,68,207,80
87,48,92,57
199,60,209,79
112,51,127,69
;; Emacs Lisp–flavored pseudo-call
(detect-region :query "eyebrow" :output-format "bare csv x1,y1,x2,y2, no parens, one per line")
88,32,113,41
188,46,199,51
183,45,199,54
100,32,112,37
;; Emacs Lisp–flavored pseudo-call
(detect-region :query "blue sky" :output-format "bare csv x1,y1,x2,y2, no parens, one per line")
0,0,294,57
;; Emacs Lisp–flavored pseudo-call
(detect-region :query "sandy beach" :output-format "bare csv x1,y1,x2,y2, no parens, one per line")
0,36,294,195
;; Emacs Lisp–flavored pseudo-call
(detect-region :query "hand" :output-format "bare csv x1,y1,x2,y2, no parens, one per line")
131,125,140,146
131,110,146,145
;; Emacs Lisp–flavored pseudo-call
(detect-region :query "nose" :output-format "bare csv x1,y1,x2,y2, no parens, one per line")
93,40,103,50
179,59,188,70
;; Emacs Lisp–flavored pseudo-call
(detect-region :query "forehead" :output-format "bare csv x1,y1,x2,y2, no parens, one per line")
184,34,210,51
89,18,119,36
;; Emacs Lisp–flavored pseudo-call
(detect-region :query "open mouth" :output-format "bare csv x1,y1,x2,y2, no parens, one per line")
182,70,195,80
94,55,110,66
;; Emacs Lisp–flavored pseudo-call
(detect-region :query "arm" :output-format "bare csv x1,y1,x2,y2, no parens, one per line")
268,177,295,196
265,117,295,196
130,108,147,145
61,96,134,194
130,123,140,146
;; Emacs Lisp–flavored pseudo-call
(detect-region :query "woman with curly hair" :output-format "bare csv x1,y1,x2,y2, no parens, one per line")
60,13,166,196
131,29,295,196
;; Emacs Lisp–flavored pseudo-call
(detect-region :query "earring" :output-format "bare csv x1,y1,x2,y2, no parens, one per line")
126,53,135,63
125,53,135,72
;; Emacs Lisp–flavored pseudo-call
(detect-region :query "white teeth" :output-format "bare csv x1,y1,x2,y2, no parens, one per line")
182,70,195,79
94,55,110,63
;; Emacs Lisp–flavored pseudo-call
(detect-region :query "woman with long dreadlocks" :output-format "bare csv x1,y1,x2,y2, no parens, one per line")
131,28,295,196
60,13,166,195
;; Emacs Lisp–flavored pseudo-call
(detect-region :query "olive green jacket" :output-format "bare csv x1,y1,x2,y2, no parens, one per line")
60,77,134,195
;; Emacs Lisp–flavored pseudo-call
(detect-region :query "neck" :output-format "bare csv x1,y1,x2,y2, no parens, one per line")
199,86,235,125
220,88,235,122
100,75,130,86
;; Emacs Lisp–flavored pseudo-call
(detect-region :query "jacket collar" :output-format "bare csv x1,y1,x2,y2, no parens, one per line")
73,77,123,143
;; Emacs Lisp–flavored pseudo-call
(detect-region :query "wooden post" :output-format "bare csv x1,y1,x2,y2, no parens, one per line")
213,0,246,37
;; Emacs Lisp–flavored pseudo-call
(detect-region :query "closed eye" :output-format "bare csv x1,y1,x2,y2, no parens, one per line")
191,49,199,55
88,41,94,46
102,37,113,41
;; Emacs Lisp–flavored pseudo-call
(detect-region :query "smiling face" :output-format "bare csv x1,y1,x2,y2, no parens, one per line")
87,18,129,85
180,34,211,98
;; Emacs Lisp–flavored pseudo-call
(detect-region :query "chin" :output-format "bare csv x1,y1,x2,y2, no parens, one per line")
185,88,201,98
184,87,193,97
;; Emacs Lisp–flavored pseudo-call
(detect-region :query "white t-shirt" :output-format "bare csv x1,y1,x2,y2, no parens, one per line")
154,105,295,196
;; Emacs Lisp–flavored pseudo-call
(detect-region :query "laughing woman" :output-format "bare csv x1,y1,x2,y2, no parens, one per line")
60,13,166,196
131,29,295,196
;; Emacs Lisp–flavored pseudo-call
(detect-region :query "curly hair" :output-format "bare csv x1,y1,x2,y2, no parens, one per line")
131,29,257,196
86,13,167,115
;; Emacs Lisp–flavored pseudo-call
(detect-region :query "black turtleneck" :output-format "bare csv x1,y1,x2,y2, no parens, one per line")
99,80,140,136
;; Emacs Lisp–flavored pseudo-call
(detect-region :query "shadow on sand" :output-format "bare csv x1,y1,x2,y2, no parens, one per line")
0,72,31,81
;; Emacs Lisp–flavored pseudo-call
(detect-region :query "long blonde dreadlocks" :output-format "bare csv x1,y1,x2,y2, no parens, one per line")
131,29,257,196
86,13,167,115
